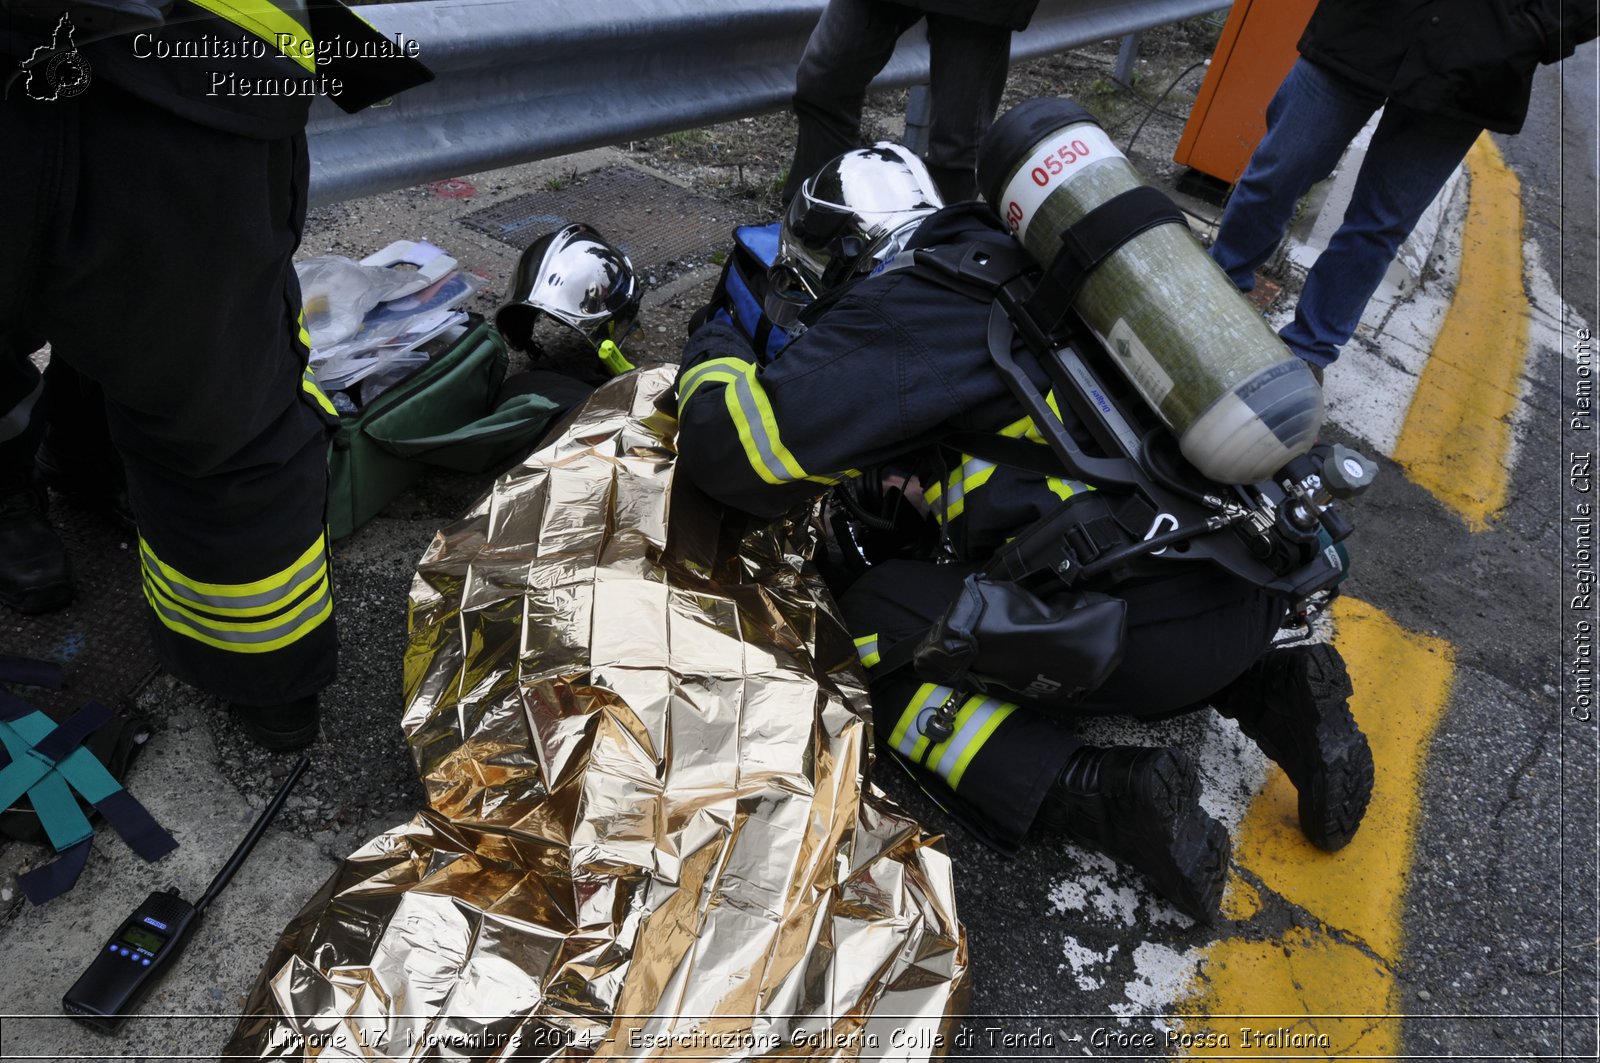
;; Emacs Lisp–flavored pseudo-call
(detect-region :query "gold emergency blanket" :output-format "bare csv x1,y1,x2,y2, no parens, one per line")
228,366,967,1060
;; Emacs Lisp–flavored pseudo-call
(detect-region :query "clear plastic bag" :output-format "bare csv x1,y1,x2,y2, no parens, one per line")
296,256,425,348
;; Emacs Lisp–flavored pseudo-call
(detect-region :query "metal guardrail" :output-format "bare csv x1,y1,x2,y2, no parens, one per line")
307,0,1228,206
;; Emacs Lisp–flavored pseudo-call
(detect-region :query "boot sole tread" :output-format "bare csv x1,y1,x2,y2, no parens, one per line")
1301,647,1374,851
1088,749,1229,923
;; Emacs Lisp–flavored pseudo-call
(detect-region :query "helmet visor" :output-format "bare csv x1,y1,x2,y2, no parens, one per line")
782,144,943,292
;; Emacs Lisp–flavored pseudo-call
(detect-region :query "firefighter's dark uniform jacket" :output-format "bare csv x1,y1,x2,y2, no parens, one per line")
2,2,428,704
675,204,1283,849
1299,0,1598,135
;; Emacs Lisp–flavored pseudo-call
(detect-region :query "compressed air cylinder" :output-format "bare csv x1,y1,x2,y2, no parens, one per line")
976,98,1323,485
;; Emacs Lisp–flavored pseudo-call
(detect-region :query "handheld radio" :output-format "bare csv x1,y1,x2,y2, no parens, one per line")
62,756,309,1031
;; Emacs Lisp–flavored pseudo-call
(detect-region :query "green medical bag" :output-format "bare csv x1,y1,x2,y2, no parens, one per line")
325,318,569,539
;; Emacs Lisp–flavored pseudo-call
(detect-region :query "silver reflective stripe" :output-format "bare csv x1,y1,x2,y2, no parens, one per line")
142,573,331,647
927,697,1002,779
139,539,325,614
0,377,44,444
730,371,797,482
678,362,743,412
945,459,993,508
895,684,954,758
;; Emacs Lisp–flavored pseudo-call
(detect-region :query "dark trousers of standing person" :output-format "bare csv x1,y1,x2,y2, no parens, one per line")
0,79,339,706
838,560,1284,851
783,0,1012,204
1208,58,1482,369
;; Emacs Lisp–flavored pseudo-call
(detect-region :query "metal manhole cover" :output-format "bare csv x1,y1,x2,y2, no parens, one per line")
459,165,740,288
3,498,155,718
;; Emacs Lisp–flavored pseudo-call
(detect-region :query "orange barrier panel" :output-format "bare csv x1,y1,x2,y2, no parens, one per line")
1173,0,1318,184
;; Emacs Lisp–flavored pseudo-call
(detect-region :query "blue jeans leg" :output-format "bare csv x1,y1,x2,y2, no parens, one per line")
1282,103,1481,366
1208,59,1383,290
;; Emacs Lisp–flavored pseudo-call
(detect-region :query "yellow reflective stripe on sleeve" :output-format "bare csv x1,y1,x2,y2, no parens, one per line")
723,363,841,487
853,633,881,669
1046,476,1090,501
888,688,1017,789
302,367,338,417
296,310,313,352
999,413,1033,438
678,356,753,413
185,0,318,72
924,695,994,775
931,454,997,525
933,386,1095,523
725,364,802,483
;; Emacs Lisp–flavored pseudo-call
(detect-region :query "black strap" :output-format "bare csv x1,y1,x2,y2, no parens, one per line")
18,838,92,905
908,241,1035,298
1024,186,1186,331
0,656,65,691
94,789,179,863
872,634,920,679
30,701,113,764
942,432,1067,477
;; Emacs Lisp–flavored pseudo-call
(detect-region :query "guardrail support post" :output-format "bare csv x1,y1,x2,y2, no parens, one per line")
1113,31,1142,86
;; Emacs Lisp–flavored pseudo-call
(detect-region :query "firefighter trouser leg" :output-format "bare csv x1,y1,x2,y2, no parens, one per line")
1070,566,1287,717
2,81,337,705
838,560,1288,849
840,561,1080,852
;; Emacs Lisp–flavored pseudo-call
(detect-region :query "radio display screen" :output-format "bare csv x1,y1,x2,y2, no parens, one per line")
116,926,167,955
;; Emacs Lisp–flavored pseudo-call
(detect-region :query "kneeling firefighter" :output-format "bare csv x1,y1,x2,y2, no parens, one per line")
674,113,1375,922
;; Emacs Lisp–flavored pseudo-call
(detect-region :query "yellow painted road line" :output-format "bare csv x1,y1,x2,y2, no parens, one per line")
1393,135,1529,531
1178,598,1456,1058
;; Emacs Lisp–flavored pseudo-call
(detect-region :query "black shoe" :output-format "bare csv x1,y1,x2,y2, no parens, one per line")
0,485,73,614
1216,643,1374,852
35,437,135,531
231,695,320,751
1048,745,1230,924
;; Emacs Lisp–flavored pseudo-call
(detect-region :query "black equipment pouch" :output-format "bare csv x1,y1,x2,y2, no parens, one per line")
911,575,1127,708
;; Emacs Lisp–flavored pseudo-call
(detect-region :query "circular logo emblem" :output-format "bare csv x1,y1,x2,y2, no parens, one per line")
46,50,91,99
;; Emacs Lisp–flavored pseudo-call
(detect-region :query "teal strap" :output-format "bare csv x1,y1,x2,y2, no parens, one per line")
9,710,122,804
0,718,94,850
0,679,177,891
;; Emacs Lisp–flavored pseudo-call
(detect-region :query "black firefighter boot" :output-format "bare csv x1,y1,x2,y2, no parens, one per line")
1215,643,1374,852
0,483,72,614
230,696,321,752
1047,745,1231,924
